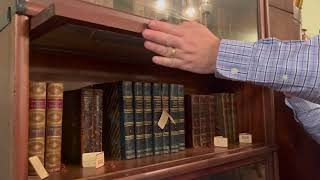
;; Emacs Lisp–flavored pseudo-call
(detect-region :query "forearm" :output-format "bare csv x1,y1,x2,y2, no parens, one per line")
285,97,320,144
216,35,320,104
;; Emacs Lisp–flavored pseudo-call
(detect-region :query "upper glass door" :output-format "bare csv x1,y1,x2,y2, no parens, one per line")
26,0,260,41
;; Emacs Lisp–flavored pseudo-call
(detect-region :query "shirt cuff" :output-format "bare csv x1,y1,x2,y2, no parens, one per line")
215,39,254,81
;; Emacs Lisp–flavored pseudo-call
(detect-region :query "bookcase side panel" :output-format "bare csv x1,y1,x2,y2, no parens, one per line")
0,14,30,180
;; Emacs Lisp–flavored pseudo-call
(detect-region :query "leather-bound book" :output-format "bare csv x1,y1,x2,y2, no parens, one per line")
96,81,135,160
169,84,179,153
143,83,153,156
162,83,170,154
45,83,64,173
177,84,185,151
230,94,238,143
208,96,215,146
199,95,211,147
29,81,46,175
152,83,163,155
62,88,103,164
133,82,145,158
214,94,228,138
185,95,201,148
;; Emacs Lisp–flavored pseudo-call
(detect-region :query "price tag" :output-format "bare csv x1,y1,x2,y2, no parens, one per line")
239,133,252,144
158,110,175,129
28,156,49,179
214,136,228,148
82,152,105,168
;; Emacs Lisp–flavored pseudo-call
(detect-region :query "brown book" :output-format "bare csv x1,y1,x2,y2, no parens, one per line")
208,96,215,146
45,83,64,173
185,95,201,148
230,94,238,143
199,95,211,147
29,81,46,175
62,88,103,164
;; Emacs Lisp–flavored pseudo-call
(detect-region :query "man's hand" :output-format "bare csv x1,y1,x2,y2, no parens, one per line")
142,20,220,74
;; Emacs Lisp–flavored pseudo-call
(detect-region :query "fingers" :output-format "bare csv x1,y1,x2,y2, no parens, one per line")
144,41,184,58
148,20,183,36
152,56,183,69
142,29,183,48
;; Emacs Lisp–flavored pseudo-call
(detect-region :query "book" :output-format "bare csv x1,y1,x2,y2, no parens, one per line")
169,84,179,153
230,93,238,143
133,82,145,158
45,83,64,173
29,81,47,175
199,95,210,147
177,84,185,150
143,83,153,156
152,83,163,155
98,81,136,159
162,83,170,154
185,95,201,148
62,88,103,163
214,94,228,138
208,96,215,146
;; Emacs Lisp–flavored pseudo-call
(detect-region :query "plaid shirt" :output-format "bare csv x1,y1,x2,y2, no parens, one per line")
216,35,320,143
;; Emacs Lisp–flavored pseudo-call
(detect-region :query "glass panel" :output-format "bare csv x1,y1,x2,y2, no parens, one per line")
27,0,259,40
79,0,259,41
201,162,267,180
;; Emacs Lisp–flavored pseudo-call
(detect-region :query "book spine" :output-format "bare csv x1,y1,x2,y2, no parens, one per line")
120,81,136,159
103,84,122,159
177,85,185,150
152,83,163,155
143,83,153,156
224,93,233,142
93,89,104,152
231,94,238,143
162,83,170,154
208,96,215,146
189,95,201,148
199,95,210,147
29,81,46,175
169,84,179,153
215,94,227,137
45,83,64,173
133,82,145,158
62,90,81,164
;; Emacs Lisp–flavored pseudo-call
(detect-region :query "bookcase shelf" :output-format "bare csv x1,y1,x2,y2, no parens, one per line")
0,0,278,179
28,144,274,180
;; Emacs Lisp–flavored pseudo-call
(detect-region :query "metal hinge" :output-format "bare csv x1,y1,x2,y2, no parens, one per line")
0,0,25,32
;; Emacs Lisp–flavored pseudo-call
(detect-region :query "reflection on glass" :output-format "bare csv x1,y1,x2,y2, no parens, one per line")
80,0,258,41
201,162,267,180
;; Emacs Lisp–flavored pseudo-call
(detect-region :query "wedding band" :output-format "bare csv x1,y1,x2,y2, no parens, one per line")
167,47,176,57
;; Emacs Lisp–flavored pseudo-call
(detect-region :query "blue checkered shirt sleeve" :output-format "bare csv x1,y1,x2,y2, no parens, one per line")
216,35,320,104
285,97,320,143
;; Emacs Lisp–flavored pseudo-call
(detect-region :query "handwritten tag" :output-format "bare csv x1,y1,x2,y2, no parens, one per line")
214,136,228,148
82,152,105,168
28,156,49,179
239,133,252,144
158,110,175,129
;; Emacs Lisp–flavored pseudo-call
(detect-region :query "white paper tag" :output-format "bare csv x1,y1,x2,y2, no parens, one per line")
239,133,252,144
82,152,105,168
28,156,49,179
158,110,176,129
214,136,228,148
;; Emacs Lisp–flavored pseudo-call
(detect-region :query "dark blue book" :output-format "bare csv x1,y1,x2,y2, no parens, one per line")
133,82,145,158
162,83,170,154
152,83,163,155
143,83,153,156
177,84,185,151
169,84,179,153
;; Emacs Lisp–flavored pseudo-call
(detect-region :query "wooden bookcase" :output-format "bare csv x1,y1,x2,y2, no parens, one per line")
0,0,278,179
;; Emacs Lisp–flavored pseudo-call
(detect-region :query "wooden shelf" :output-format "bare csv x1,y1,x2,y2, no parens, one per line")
28,144,275,179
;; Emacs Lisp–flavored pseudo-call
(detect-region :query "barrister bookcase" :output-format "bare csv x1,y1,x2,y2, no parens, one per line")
0,0,278,179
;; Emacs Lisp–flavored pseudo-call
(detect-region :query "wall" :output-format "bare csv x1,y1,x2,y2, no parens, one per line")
302,0,320,36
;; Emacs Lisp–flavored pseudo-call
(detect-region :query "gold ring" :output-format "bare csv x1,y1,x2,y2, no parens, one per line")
168,47,176,57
